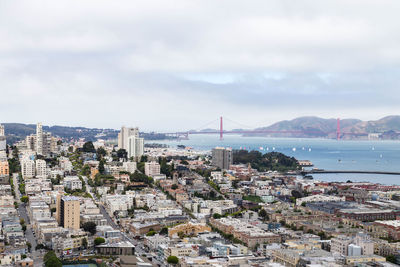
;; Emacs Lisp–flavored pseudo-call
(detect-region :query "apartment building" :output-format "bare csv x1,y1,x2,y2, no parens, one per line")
56,195,80,230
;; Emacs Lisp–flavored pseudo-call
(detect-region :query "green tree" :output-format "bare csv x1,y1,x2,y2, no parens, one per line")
82,221,97,235
20,196,29,203
146,230,156,236
116,149,128,160
213,213,222,219
386,255,397,264
44,251,57,263
81,164,91,176
167,256,179,265
171,184,178,190
96,147,107,160
258,209,269,221
159,227,168,235
94,237,106,246
98,160,105,174
82,237,88,249
45,256,62,267
82,141,96,153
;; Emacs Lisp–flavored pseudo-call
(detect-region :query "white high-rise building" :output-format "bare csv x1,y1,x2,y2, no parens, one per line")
35,159,47,178
123,161,137,173
127,136,144,159
21,157,35,179
118,127,139,150
36,123,43,155
145,161,161,177
0,125,4,136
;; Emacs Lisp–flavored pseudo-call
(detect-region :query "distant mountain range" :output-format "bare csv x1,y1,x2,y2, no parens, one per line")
1,123,173,145
252,116,400,139
3,116,400,145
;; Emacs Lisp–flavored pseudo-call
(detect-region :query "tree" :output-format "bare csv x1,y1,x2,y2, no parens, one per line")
116,149,128,160
213,213,222,219
22,225,27,231
177,231,185,239
171,184,178,190
82,237,88,249
82,221,97,235
82,141,96,153
94,237,105,246
258,209,269,221
44,251,57,263
96,147,107,160
50,207,56,215
26,242,31,252
20,218,25,225
167,256,179,265
20,196,29,203
386,255,397,264
98,160,105,174
159,227,168,235
81,164,91,176
146,230,156,236
45,256,62,267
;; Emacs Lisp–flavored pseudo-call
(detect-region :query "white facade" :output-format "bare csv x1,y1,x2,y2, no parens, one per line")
35,159,47,178
145,161,161,177
127,136,144,159
63,176,83,191
122,161,137,173
21,158,35,179
118,127,139,150
0,125,4,136
36,123,43,155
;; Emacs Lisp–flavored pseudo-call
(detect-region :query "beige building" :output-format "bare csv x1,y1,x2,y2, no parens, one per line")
168,222,211,238
56,195,80,230
0,161,9,176
144,161,161,177
118,126,139,150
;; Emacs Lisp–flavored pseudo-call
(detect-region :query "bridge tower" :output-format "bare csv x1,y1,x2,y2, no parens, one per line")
337,118,340,140
220,116,223,140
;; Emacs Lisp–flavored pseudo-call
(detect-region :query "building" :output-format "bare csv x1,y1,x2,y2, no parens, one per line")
123,161,137,173
63,176,83,191
211,147,233,170
0,161,9,176
168,223,211,238
118,127,139,150
128,135,144,159
36,123,43,155
21,157,35,179
96,241,135,256
144,161,161,177
56,195,80,230
35,159,47,178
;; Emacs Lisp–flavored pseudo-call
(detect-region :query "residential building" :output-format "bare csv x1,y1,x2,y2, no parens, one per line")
35,159,47,178
145,161,161,177
21,157,35,179
128,135,144,159
56,195,80,230
211,147,233,170
63,176,83,191
118,126,139,150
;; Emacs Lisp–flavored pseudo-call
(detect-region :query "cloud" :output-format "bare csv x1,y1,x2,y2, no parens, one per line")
0,0,400,131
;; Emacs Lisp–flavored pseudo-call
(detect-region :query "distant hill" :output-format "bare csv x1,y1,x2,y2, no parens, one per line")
1,123,174,145
252,116,400,139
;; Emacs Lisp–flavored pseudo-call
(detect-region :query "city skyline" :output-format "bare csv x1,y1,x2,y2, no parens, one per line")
1,0,400,131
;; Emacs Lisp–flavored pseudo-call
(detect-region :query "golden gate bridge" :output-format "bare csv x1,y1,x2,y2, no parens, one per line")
160,117,368,140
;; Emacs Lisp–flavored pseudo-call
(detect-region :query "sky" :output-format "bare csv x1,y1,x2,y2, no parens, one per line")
1,0,400,131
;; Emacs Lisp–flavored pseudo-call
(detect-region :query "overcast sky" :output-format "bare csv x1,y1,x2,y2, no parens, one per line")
1,0,400,131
